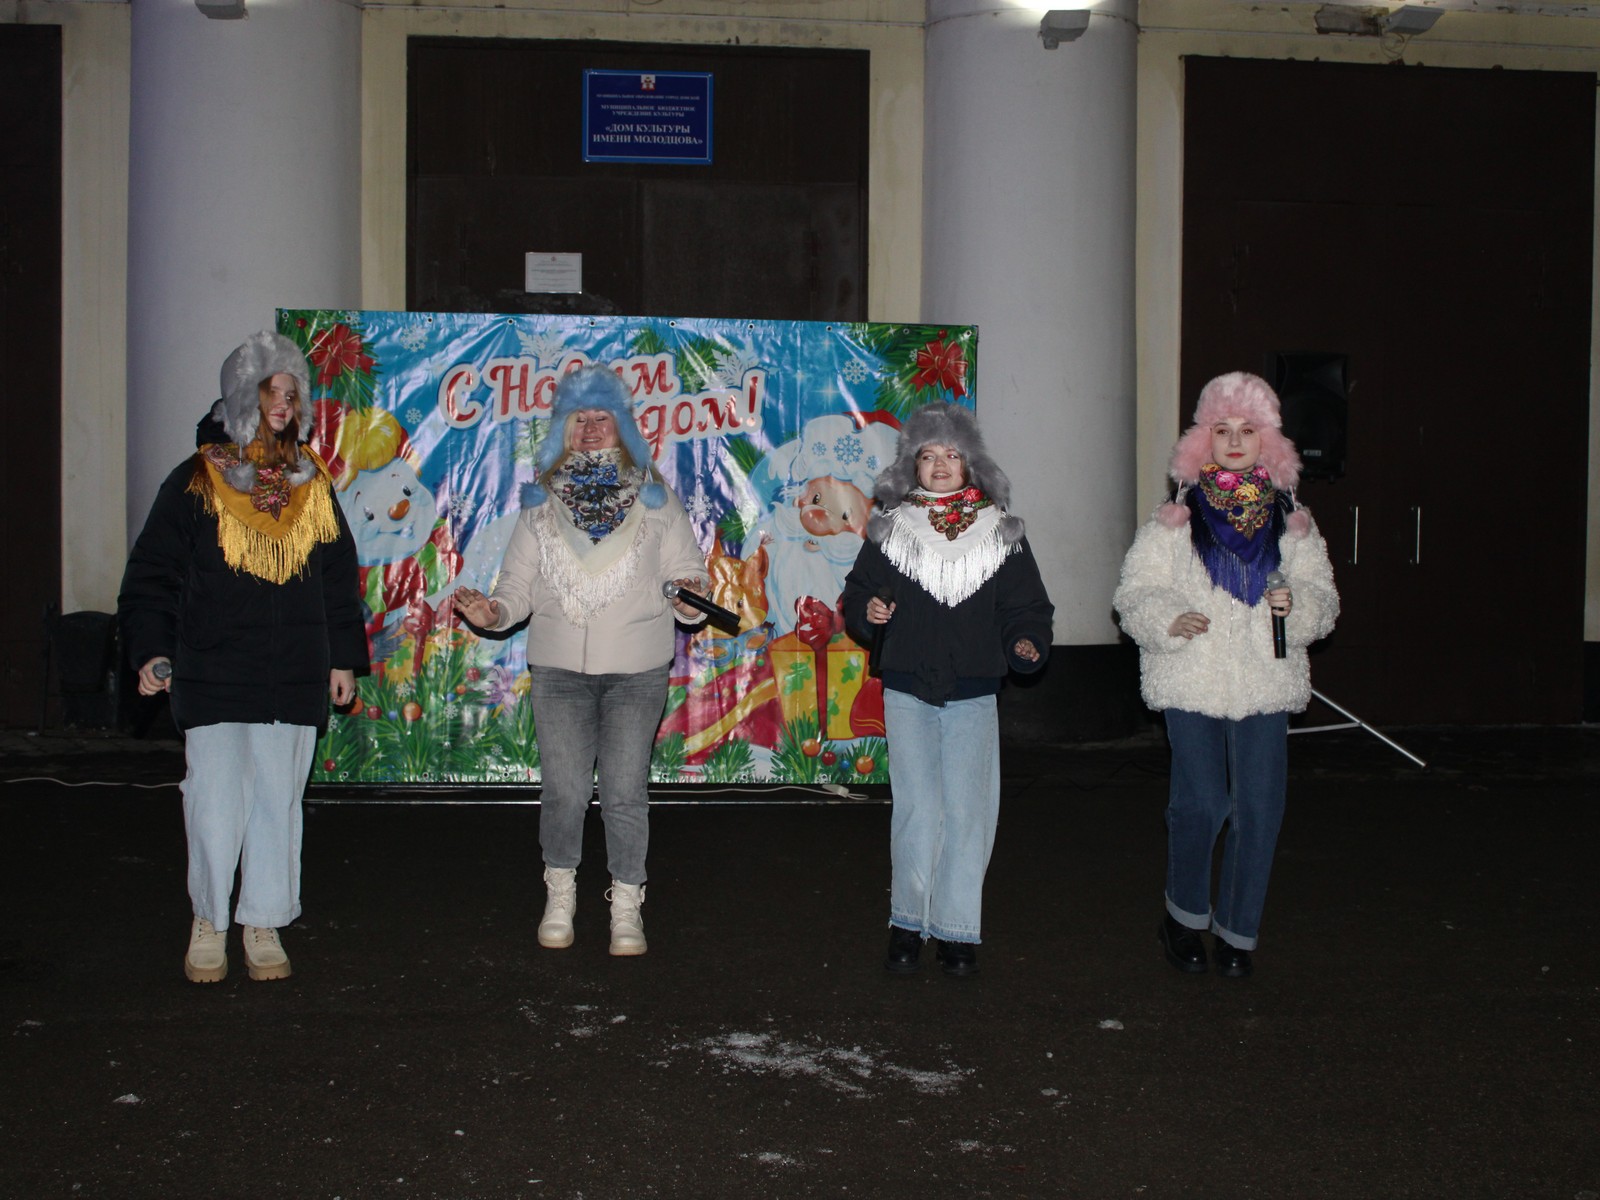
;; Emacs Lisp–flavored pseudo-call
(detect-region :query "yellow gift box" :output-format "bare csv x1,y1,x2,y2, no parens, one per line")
768,629,870,740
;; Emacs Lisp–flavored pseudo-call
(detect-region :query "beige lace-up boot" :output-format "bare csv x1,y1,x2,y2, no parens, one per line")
241,924,293,981
607,881,647,956
184,916,228,983
538,867,577,948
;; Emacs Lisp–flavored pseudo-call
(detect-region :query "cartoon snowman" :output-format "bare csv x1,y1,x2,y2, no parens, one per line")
312,404,513,658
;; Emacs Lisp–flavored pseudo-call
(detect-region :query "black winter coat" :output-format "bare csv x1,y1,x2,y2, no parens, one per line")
841,534,1053,706
119,456,368,733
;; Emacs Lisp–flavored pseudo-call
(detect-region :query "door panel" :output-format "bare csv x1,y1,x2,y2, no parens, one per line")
1183,58,1592,724
0,28,62,728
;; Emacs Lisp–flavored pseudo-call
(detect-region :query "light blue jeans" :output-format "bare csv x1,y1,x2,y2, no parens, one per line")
1163,709,1289,951
182,721,317,931
883,688,1001,945
528,663,670,886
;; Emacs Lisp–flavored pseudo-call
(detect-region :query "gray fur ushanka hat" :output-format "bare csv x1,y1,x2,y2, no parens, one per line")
866,402,1024,545
215,331,314,447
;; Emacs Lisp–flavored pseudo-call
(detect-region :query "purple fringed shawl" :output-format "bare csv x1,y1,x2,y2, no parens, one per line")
1185,487,1290,606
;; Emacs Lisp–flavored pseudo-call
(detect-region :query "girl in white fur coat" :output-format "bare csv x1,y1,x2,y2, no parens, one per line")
1113,372,1338,978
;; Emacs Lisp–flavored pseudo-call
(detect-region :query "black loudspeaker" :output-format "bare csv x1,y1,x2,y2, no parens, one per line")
1266,352,1348,481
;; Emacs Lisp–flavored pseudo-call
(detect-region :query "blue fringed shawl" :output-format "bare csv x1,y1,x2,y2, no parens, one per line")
1185,486,1291,606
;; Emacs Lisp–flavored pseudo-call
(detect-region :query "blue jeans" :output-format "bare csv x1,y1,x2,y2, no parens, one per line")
182,721,316,930
1163,709,1289,950
883,688,1001,944
528,663,669,886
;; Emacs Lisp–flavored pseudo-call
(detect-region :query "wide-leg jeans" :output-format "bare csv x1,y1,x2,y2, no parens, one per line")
1163,708,1289,950
883,688,1001,945
528,663,669,886
182,721,316,931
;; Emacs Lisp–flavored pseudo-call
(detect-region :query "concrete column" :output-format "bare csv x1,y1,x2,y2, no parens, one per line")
922,0,1137,645
126,0,360,533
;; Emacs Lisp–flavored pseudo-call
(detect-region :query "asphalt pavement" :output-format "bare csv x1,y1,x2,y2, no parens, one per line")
1,723,1596,1199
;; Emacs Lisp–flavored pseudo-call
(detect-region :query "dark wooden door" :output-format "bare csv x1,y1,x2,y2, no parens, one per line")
1183,58,1591,724
408,38,869,320
0,27,62,728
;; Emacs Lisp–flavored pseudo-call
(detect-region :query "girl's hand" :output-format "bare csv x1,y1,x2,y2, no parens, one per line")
329,669,356,707
451,588,500,629
1169,611,1210,639
1013,638,1041,663
866,597,896,625
1265,587,1292,618
137,658,171,696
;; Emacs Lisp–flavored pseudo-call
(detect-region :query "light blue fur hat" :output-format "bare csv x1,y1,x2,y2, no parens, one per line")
520,365,668,510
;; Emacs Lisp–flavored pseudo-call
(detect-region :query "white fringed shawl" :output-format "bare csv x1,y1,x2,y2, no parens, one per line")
878,503,1015,607
534,499,648,627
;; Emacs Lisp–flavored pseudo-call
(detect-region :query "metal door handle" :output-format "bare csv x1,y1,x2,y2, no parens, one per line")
1348,505,1359,566
1410,505,1422,565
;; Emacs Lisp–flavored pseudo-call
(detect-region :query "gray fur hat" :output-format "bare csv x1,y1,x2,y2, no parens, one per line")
217,331,314,448
521,365,668,510
866,402,1023,545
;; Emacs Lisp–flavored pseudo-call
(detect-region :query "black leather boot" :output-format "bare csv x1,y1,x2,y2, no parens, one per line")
1158,914,1208,973
934,939,979,977
885,925,922,974
1213,939,1254,978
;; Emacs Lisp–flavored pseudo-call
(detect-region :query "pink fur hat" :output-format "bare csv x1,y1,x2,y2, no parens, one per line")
1168,371,1301,491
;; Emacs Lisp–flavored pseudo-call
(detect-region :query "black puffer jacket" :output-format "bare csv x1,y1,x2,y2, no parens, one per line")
841,536,1053,706
119,453,368,733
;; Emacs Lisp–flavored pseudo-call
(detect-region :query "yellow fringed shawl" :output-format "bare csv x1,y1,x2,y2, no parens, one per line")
187,447,341,584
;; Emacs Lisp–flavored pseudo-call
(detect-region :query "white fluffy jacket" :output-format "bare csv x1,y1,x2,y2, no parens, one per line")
489,493,708,675
1112,508,1339,720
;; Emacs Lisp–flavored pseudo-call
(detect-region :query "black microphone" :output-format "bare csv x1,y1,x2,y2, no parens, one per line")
868,586,893,673
1265,570,1288,660
151,658,173,681
661,581,742,634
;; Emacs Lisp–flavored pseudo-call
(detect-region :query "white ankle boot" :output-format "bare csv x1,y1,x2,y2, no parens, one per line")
539,867,577,948
184,916,228,983
241,924,292,981
607,881,647,956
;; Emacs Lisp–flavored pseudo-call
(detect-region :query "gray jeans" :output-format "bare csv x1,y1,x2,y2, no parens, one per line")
528,663,670,885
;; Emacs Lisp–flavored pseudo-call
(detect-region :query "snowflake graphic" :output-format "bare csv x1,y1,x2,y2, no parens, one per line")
842,359,871,385
398,326,429,353
448,493,476,518
683,491,714,523
866,454,880,472
518,331,571,365
833,435,863,466
709,346,763,390
811,441,828,459
404,407,423,425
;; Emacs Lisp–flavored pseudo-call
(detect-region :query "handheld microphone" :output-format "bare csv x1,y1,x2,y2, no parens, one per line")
868,586,893,673
1265,570,1288,660
151,658,173,681
661,581,742,634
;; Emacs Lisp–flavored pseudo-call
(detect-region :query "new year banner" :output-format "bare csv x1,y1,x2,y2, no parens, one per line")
280,310,977,789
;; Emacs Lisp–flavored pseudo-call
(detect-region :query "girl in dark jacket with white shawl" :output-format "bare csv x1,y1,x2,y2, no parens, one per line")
842,403,1053,978
120,332,367,984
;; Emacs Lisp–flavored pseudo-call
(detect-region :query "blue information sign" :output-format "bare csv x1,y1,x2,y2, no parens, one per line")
583,70,714,166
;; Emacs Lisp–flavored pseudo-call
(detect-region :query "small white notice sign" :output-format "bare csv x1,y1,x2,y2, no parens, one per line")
525,252,583,294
